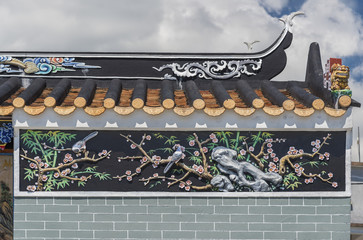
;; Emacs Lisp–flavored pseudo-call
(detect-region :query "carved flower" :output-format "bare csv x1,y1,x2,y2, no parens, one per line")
186,180,192,185
65,153,73,161
42,175,48,182
193,164,198,170
240,149,246,155
316,139,321,144
202,147,208,153
135,168,141,174
299,149,304,154
142,156,148,163
29,162,37,169
270,153,276,158
324,152,330,158
44,163,49,168
319,154,324,160
197,166,204,174
212,138,218,143
127,176,132,181
146,135,151,140
332,182,338,188
273,157,279,162
267,148,273,153
289,147,295,151
209,133,216,139
98,150,108,156
328,172,333,178
312,148,318,153
72,163,78,169
267,143,273,148
311,141,316,146
194,151,200,156
130,144,137,149
185,186,191,191
179,182,185,188
294,163,300,168
80,176,87,181
304,179,310,184
153,173,159,177
54,172,60,178
27,185,36,192
126,170,132,175
34,156,42,163
189,140,195,146
249,146,254,152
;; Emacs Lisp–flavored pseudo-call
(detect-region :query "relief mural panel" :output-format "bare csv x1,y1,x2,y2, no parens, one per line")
19,130,346,193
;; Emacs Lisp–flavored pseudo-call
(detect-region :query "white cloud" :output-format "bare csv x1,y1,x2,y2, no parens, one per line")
257,0,289,14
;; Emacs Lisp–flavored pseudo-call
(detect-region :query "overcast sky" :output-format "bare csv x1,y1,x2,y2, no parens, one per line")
1,0,363,159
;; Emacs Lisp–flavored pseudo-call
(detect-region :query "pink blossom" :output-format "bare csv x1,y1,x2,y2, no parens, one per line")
42,175,48,182
311,141,316,146
289,147,295,151
130,144,137,149
194,151,200,156
319,154,324,160
249,146,254,151
202,147,208,153
186,180,192,185
312,148,318,153
136,168,141,173
270,153,276,158
179,182,185,188
197,166,204,174
328,172,333,178
240,149,246,155
267,143,272,148
185,186,191,191
273,157,279,162
209,133,216,139
304,179,310,184
153,173,159,177
267,148,273,153
80,176,87,181
316,139,321,144
72,163,78,169
294,163,300,168
27,185,36,192
126,170,132,175
29,163,37,169
54,172,60,178
127,176,132,181
146,135,151,140
332,182,338,188
142,157,148,163
212,138,218,143
264,155,269,159
193,164,198,170
324,152,330,158
189,140,195,146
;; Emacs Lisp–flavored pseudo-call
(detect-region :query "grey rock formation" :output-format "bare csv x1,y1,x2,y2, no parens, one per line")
211,146,282,192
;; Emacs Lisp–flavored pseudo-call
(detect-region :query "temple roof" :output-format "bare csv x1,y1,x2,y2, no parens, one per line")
0,12,359,119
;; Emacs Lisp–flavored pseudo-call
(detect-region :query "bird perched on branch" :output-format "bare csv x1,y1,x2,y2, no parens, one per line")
72,131,98,154
164,146,183,174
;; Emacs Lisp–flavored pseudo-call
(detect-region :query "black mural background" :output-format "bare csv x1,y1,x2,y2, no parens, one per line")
19,130,346,192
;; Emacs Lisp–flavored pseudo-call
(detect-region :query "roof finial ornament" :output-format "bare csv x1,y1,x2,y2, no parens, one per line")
279,11,304,32
243,40,260,51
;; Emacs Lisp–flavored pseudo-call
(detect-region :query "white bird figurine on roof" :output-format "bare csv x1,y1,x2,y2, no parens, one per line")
164,146,183,174
72,131,98,154
243,40,260,51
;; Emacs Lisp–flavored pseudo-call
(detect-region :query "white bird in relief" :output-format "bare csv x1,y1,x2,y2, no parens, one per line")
72,131,98,154
164,146,183,174
243,40,260,51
